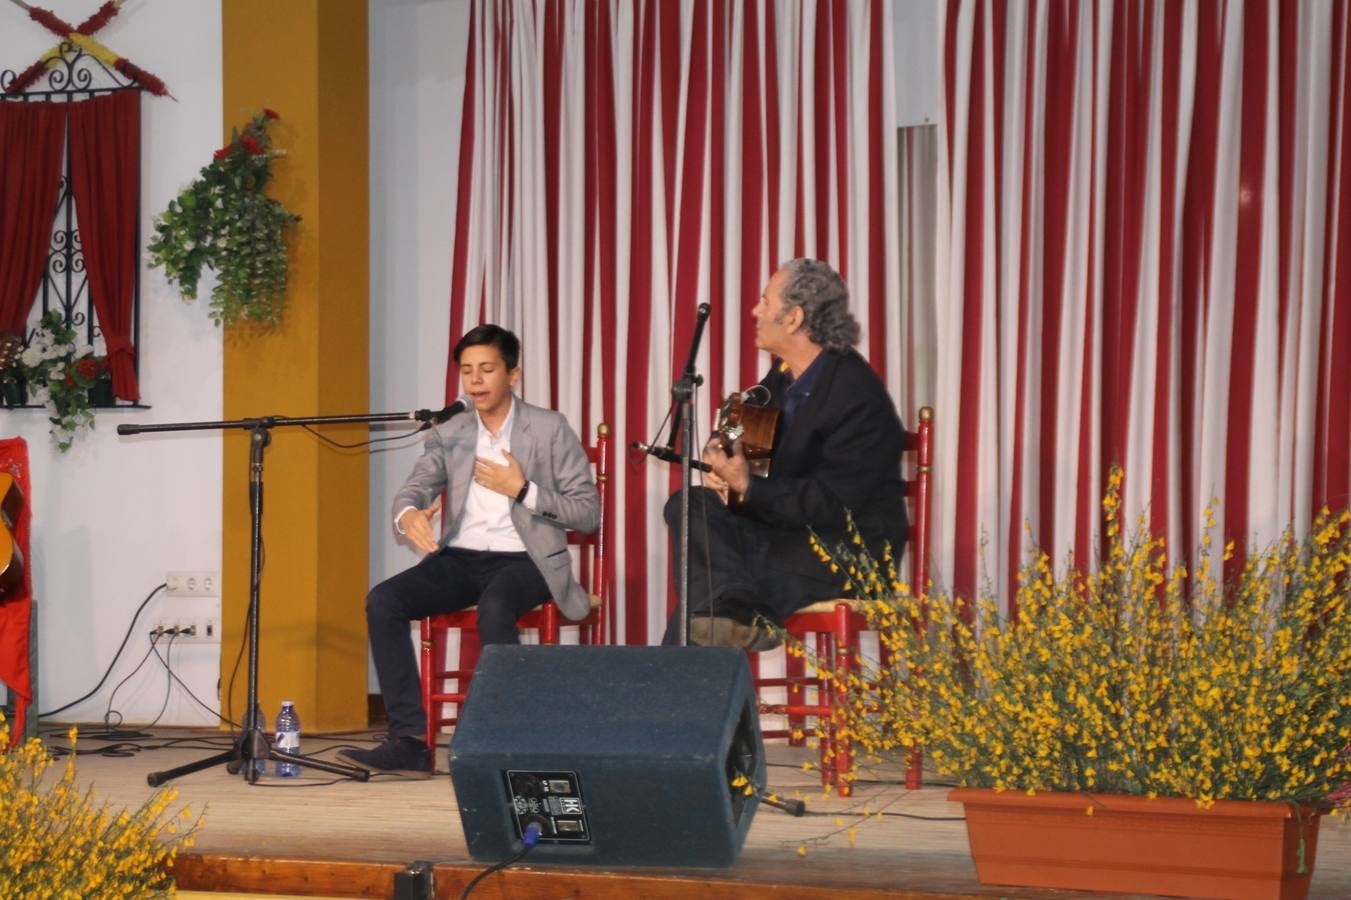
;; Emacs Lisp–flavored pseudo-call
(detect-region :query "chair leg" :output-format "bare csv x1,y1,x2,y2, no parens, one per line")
420,623,437,764
832,603,856,798
785,638,806,745
815,630,834,789
541,603,560,644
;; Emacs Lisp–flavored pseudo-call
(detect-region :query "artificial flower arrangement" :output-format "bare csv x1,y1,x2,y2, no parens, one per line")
148,109,300,328
809,467,1351,811
0,714,202,896
1,310,110,452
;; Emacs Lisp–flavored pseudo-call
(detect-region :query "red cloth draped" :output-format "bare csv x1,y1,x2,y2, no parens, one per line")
68,92,141,401
0,102,66,336
0,438,32,747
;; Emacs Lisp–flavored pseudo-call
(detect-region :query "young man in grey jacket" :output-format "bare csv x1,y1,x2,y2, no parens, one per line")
342,324,599,775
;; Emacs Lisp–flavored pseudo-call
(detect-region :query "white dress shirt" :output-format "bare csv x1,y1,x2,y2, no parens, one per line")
395,396,536,551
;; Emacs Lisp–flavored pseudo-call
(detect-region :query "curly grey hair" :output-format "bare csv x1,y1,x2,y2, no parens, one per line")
776,258,860,351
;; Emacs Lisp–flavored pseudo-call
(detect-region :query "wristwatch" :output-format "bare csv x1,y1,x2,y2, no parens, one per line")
515,481,531,504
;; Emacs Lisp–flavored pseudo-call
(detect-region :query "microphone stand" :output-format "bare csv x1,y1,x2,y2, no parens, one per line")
665,304,711,647
128,405,455,786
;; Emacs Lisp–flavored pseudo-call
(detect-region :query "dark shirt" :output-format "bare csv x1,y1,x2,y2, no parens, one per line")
779,351,827,431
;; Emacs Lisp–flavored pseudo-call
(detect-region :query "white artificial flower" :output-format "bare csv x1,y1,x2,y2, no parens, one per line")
48,365,63,380
20,347,42,367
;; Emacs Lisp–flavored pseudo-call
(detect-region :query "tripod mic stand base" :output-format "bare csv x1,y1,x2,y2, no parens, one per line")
146,729,370,786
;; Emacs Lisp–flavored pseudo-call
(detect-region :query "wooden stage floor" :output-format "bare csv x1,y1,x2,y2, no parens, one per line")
45,727,1351,899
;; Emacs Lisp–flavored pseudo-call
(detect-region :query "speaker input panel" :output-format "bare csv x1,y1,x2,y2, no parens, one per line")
504,769,590,845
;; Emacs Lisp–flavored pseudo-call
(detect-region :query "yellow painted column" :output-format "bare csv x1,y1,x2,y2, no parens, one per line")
221,0,369,730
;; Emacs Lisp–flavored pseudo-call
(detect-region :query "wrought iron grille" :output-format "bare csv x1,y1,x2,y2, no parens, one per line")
1,42,144,407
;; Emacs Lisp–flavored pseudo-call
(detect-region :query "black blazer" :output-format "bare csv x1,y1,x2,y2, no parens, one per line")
737,349,908,578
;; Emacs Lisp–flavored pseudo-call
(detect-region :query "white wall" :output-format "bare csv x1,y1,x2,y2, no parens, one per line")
0,1,224,727
367,0,471,608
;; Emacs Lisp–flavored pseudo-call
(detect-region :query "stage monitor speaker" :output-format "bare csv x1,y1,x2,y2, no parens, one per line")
449,645,764,867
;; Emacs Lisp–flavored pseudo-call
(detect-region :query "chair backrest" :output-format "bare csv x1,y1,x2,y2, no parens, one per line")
567,422,611,641
899,407,934,597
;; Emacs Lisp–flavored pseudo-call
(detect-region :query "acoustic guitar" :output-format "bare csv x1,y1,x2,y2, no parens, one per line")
712,389,779,507
0,333,26,595
0,472,24,597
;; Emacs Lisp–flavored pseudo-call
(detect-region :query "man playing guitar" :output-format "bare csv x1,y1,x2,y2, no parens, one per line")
661,259,909,649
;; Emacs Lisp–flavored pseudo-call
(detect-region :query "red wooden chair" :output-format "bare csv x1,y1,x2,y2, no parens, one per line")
754,407,933,796
419,423,611,763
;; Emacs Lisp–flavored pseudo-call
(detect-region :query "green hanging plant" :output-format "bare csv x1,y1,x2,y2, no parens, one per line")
148,109,300,328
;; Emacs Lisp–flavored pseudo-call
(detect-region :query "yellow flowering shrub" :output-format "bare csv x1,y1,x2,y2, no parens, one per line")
0,716,202,898
812,469,1351,808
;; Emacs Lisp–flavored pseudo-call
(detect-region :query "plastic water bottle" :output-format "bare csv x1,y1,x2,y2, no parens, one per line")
242,702,266,779
275,701,301,777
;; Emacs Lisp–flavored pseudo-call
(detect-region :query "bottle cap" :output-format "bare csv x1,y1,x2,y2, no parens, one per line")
281,700,294,707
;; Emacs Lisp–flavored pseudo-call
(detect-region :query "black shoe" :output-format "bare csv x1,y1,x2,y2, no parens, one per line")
338,736,432,778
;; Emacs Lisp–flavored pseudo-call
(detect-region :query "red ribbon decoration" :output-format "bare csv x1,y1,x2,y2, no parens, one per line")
8,2,168,98
4,59,47,95
76,1,118,35
25,1,119,38
112,58,166,97
26,6,75,36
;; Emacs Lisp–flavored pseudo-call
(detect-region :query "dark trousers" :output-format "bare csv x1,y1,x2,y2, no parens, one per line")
366,547,551,738
661,487,844,645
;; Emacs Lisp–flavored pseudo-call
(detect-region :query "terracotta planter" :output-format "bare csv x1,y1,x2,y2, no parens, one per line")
950,787,1322,900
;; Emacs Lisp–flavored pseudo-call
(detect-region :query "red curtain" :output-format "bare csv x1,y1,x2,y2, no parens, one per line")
0,102,65,336
69,91,141,401
0,437,32,746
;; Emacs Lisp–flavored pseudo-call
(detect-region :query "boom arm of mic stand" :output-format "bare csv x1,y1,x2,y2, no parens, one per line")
632,441,714,473
118,407,440,436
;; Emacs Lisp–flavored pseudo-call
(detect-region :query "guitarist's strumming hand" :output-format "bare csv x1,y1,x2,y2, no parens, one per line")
703,437,751,499
399,496,442,555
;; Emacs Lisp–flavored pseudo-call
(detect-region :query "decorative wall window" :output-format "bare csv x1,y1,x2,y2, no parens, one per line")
0,41,146,409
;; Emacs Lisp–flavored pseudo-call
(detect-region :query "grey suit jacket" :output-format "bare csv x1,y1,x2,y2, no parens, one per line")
391,397,601,620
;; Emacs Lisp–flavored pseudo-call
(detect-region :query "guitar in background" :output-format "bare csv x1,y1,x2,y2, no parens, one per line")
0,335,25,596
0,473,23,597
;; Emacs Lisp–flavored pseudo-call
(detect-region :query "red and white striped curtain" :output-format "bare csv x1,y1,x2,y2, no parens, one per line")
447,0,903,644
936,0,1351,609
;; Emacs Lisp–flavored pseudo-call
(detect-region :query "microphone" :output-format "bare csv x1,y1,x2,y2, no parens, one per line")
420,396,471,424
631,440,714,473
739,384,771,405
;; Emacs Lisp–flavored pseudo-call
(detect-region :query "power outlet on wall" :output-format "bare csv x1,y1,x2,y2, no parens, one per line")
151,617,221,643
166,571,219,597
